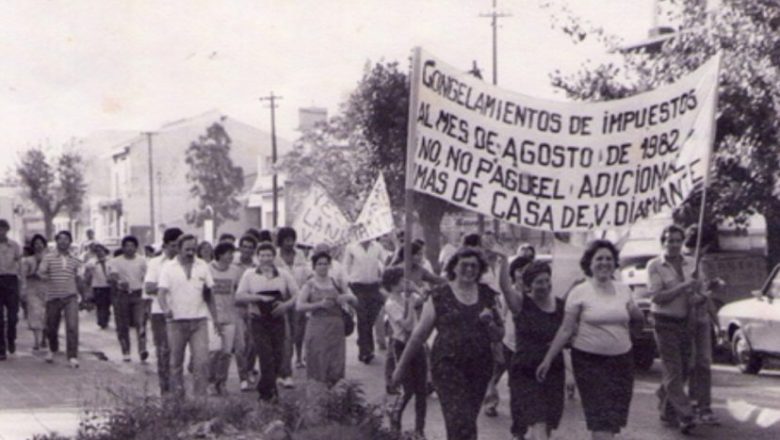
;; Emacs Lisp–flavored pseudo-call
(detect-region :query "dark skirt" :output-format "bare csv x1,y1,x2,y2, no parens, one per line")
510,354,565,430
571,348,634,433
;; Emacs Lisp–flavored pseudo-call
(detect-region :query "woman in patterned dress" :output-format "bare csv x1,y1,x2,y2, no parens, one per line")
23,234,48,351
392,247,504,440
296,251,357,386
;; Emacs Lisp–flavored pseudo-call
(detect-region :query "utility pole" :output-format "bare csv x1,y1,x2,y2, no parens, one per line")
143,132,156,243
259,92,283,228
480,0,511,236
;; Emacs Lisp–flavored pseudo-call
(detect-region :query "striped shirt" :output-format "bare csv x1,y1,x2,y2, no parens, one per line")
39,251,82,299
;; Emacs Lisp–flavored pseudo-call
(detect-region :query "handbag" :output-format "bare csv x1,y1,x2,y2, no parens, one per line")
331,278,356,337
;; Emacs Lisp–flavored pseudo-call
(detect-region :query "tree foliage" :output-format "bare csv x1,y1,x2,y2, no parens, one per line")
185,123,245,229
280,61,461,264
17,147,86,239
546,0,780,266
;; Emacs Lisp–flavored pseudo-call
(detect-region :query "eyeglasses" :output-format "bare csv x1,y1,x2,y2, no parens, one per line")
458,262,480,269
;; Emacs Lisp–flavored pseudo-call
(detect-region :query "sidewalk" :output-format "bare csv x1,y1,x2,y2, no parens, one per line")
0,310,155,440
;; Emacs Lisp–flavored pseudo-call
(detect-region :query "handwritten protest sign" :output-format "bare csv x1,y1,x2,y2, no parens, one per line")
353,172,395,242
408,49,719,232
293,184,353,246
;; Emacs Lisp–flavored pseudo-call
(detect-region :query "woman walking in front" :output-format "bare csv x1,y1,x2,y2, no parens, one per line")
536,240,642,439
235,243,298,401
22,235,49,351
392,247,503,440
499,257,564,440
296,250,357,386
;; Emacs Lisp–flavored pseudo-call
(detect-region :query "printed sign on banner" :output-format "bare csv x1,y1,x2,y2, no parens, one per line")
353,173,395,242
409,49,719,232
293,184,353,246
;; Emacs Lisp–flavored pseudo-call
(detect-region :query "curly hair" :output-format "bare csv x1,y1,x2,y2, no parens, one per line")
444,247,488,281
579,239,620,277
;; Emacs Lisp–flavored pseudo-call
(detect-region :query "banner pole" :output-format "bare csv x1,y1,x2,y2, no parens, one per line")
693,54,721,268
404,47,423,283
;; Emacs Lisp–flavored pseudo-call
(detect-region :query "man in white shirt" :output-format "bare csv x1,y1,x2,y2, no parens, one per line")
158,234,215,398
109,235,148,362
344,238,385,364
144,227,183,396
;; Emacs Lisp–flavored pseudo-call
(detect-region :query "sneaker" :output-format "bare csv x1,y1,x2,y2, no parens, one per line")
240,380,252,392
123,354,132,363
484,406,498,417
8,341,15,354
697,408,720,425
280,377,294,388
140,351,149,363
45,352,54,363
68,358,80,369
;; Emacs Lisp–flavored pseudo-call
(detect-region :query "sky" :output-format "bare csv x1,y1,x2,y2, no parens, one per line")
0,0,659,175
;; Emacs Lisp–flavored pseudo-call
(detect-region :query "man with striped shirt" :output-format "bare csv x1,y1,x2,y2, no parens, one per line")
38,230,89,368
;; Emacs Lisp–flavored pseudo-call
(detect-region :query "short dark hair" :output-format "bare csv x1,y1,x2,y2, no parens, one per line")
0,219,9,229
393,241,423,265
462,233,482,248
382,266,405,291
121,235,139,248
660,224,686,244
256,242,276,256
258,229,273,243
509,255,533,283
145,245,155,255
163,227,184,245
30,234,48,250
55,230,73,243
177,234,197,247
580,239,620,277
113,248,124,257
276,227,297,247
218,233,236,243
93,243,109,254
214,242,236,260
522,261,552,287
239,234,258,249
444,247,488,281
310,251,332,267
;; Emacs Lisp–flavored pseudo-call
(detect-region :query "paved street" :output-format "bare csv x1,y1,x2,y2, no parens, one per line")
1,309,779,439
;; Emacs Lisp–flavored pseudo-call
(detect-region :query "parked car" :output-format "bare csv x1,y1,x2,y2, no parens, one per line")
718,264,780,375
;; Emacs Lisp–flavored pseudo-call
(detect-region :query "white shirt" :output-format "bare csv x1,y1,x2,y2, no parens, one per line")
145,254,174,314
158,258,214,320
109,255,147,291
565,280,634,356
344,241,385,284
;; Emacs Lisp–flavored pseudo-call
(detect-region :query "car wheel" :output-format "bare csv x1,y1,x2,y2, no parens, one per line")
633,342,655,372
731,329,763,375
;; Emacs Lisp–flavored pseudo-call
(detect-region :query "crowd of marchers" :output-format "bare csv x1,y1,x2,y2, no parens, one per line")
0,218,720,440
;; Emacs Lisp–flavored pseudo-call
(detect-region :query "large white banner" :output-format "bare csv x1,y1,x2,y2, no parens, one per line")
293,184,353,246
353,172,395,242
409,49,719,232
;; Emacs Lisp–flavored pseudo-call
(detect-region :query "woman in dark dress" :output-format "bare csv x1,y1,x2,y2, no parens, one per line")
392,248,504,440
499,258,564,440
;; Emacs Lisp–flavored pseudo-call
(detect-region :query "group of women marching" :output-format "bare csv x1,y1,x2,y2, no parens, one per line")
7,219,683,440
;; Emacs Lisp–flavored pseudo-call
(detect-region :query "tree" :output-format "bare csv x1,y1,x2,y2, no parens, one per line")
546,0,780,267
185,123,245,229
280,61,462,268
278,115,375,220
344,61,463,268
17,148,86,239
